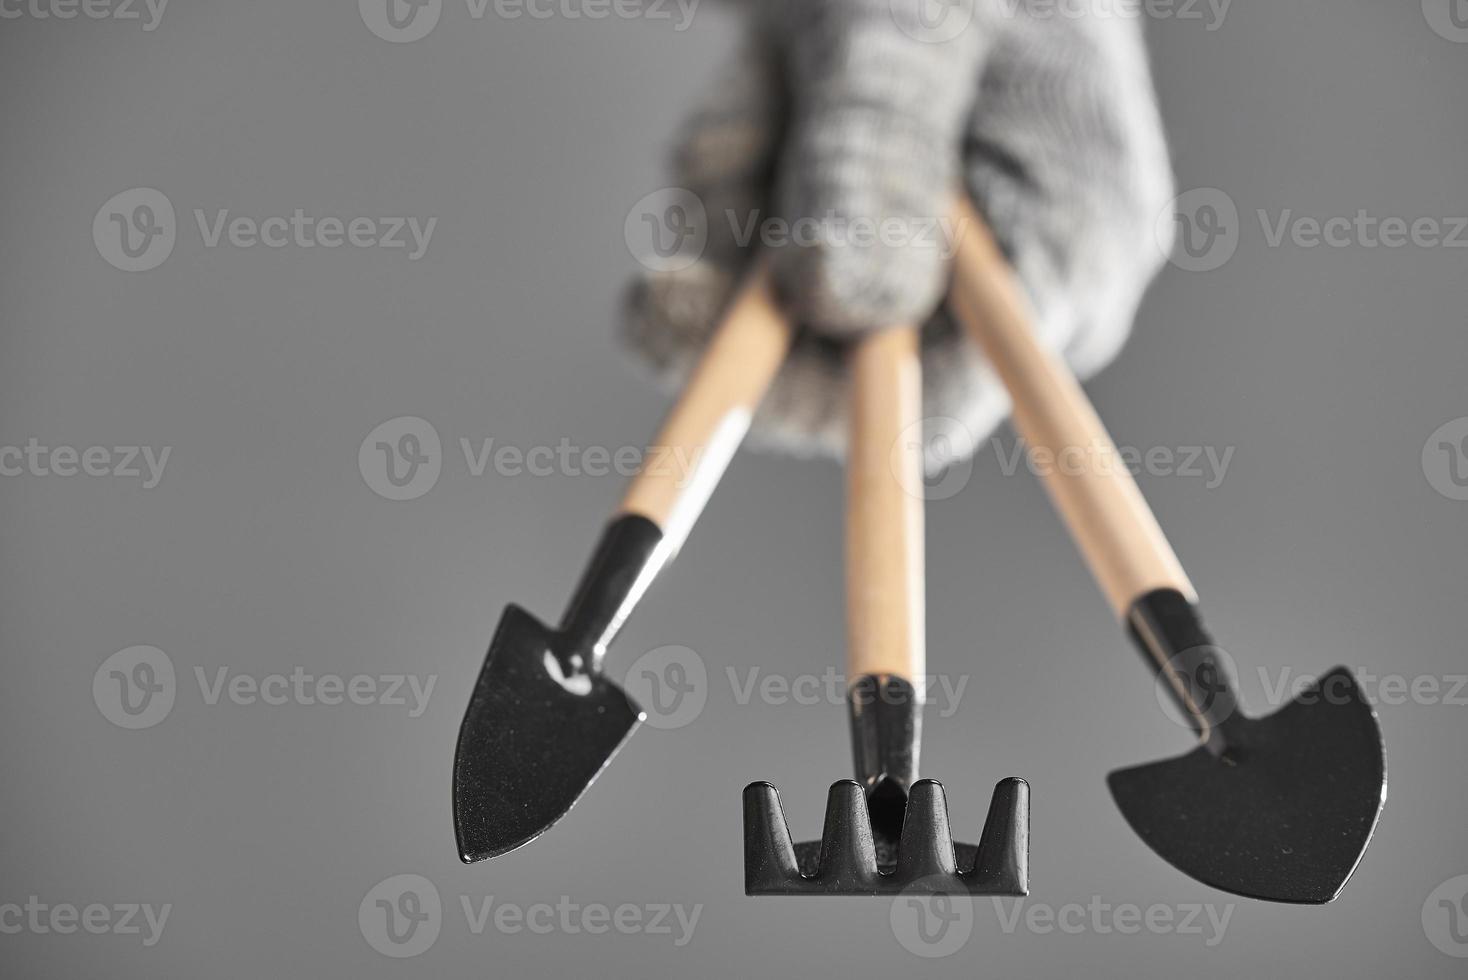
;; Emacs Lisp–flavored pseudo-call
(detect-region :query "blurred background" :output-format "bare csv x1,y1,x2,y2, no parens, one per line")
2,0,1467,976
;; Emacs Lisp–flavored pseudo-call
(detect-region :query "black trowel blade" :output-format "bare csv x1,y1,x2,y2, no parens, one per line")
1108,667,1386,904
453,604,644,863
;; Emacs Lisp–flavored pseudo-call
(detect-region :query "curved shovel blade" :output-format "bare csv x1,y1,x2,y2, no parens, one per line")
1108,667,1386,904
453,604,644,863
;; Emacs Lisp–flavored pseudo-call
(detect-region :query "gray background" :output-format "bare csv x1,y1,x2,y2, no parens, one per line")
2,0,1467,976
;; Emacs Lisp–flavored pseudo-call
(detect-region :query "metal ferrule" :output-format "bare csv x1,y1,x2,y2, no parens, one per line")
847,674,921,841
556,515,666,673
1126,588,1243,755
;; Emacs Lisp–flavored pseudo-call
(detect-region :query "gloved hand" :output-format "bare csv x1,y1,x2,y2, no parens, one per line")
622,0,1174,470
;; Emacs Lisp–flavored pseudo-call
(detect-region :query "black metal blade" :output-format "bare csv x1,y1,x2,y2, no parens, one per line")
453,604,643,863
1108,667,1386,904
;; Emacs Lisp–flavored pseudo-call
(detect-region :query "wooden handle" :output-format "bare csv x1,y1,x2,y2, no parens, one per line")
948,196,1196,618
619,265,791,553
846,326,926,683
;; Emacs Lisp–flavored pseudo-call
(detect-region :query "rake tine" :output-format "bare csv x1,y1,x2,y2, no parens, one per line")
893,780,958,886
743,782,800,894
814,781,880,889
968,778,1030,896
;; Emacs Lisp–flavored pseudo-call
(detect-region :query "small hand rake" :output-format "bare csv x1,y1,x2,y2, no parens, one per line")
743,325,1030,897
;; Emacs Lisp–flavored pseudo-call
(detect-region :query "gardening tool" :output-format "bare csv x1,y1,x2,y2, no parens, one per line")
946,195,1386,904
453,266,791,863
743,325,1030,897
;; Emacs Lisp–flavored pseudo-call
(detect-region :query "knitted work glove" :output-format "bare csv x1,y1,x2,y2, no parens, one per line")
622,0,1174,469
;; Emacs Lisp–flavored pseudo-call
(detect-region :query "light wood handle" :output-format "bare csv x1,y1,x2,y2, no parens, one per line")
846,326,925,683
619,265,791,554
948,196,1196,618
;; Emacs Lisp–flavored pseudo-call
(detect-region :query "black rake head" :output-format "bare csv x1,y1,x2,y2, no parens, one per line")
744,777,1029,896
